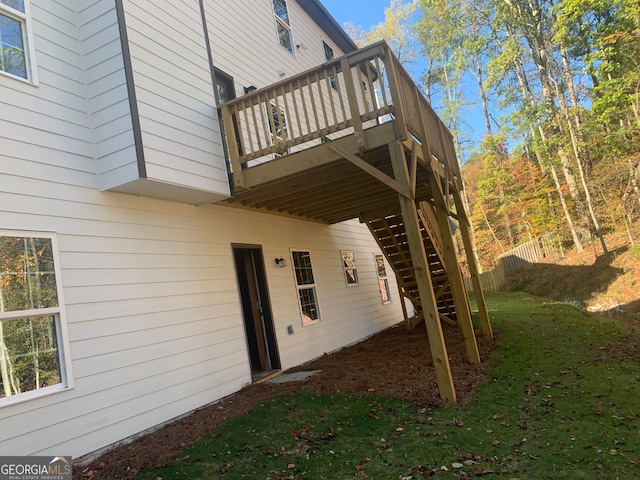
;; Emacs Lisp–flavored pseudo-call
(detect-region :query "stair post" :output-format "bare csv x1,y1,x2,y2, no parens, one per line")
452,189,493,340
389,141,456,403
423,181,481,365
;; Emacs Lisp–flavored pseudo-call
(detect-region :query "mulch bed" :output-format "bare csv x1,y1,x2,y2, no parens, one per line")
73,322,496,479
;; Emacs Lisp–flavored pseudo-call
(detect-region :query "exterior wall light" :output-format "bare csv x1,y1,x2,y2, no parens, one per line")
275,257,287,267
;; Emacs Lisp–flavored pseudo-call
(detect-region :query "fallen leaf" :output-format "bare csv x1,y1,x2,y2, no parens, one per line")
355,465,366,471
491,440,500,446
473,466,494,476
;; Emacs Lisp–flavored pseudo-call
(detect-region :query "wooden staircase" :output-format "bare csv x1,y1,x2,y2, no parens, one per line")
364,201,460,330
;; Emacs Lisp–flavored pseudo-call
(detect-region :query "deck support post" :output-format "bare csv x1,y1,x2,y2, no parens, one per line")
340,58,367,150
452,189,493,340
220,106,245,189
389,141,456,403
423,180,481,364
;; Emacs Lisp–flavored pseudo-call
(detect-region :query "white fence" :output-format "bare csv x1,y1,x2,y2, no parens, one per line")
465,235,563,292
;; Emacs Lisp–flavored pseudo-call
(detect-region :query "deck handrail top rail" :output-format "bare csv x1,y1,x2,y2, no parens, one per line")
219,41,389,108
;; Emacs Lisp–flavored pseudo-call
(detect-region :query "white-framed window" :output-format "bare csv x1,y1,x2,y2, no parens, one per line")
374,254,391,304
341,250,358,286
1,231,72,404
272,0,294,54
291,250,320,326
0,0,37,83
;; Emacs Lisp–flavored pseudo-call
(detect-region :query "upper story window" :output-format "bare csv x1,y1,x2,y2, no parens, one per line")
1,232,72,404
0,0,34,81
272,0,294,54
323,41,337,89
214,68,235,106
323,41,334,62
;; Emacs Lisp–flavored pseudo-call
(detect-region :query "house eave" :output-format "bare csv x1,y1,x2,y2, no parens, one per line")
296,0,358,53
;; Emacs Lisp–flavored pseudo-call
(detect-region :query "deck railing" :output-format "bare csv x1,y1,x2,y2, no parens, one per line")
220,41,461,189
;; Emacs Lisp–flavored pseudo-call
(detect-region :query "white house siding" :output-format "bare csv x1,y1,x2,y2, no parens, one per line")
116,0,231,202
203,0,349,101
0,0,405,460
77,0,137,191
0,195,404,457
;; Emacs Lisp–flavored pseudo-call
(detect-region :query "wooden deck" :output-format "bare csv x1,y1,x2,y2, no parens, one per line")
218,41,493,403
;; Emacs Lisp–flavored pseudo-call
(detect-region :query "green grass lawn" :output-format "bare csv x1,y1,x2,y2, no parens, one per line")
135,292,640,479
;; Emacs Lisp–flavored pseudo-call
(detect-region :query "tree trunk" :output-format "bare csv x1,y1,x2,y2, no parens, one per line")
629,157,640,209
555,56,609,254
0,290,20,397
499,24,584,251
479,202,506,253
548,161,584,252
460,188,484,273
472,54,493,137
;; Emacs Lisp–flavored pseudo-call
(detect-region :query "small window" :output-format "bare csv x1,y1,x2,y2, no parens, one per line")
0,0,34,81
341,250,358,286
291,251,320,325
272,0,294,54
374,254,391,304
323,41,338,90
214,68,235,105
1,232,72,403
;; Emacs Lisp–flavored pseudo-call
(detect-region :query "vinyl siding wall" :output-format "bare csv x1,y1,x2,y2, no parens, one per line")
0,0,404,459
203,0,347,101
78,0,137,189
115,0,230,202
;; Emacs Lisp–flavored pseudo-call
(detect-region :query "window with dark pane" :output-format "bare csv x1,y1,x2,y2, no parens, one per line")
0,10,26,78
272,0,294,54
322,41,338,90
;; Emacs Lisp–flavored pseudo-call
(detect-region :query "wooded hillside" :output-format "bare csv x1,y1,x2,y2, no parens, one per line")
349,0,640,269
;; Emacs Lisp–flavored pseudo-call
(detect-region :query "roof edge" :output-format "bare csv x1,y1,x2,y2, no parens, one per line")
296,0,358,53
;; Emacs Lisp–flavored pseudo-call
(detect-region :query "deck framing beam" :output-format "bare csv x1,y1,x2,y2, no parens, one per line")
328,144,412,198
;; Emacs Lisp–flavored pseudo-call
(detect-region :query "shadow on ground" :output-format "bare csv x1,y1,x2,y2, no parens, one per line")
505,246,627,304
504,244,640,321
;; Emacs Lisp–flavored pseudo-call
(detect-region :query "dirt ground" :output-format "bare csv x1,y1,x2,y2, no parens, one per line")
73,322,496,480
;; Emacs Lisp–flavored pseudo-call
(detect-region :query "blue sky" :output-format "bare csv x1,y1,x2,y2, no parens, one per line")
320,0,487,158
321,0,390,31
